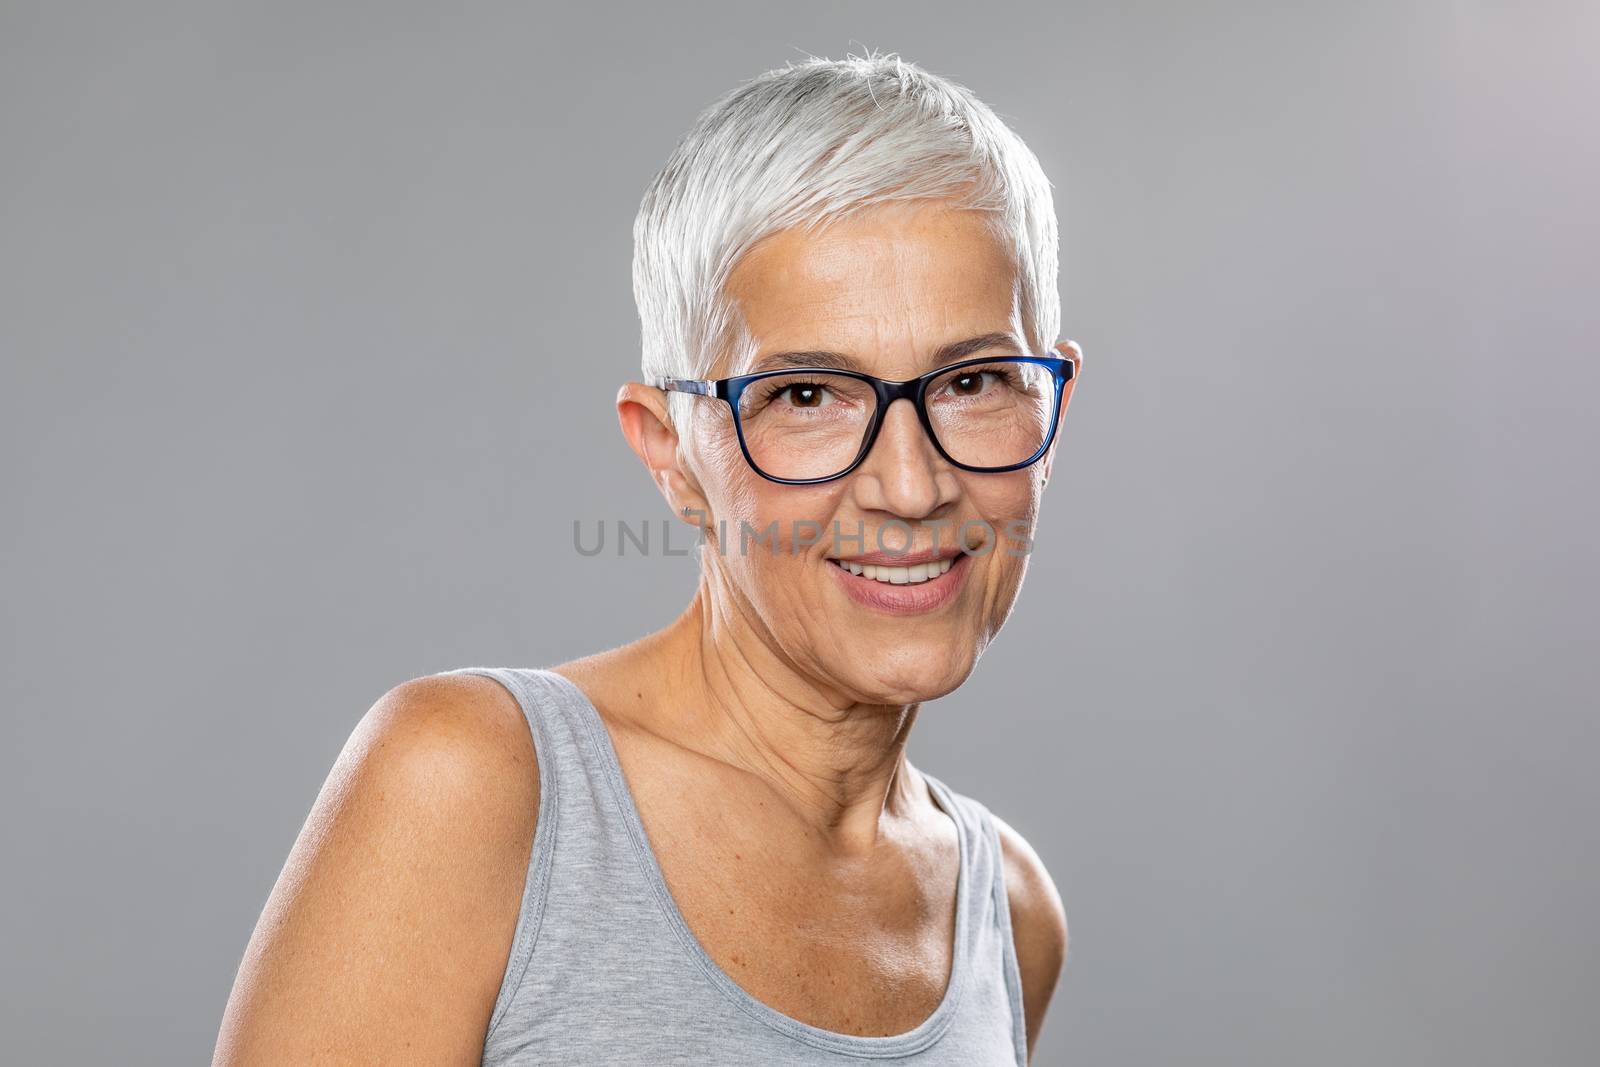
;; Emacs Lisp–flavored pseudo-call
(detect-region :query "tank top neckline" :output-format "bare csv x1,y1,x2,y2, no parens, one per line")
535,666,976,1058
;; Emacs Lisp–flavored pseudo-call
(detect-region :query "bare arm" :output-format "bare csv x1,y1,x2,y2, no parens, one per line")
213,674,538,1065
995,814,1070,1062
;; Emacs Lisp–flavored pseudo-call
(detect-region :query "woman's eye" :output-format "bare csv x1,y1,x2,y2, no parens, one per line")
948,372,992,396
939,367,1032,400
780,383,830,407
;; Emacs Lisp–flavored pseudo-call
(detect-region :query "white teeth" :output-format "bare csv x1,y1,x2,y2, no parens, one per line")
832,557,954,585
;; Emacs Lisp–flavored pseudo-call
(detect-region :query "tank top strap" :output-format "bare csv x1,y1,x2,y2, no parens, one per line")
432,664,633,1040
920,770,1031,1066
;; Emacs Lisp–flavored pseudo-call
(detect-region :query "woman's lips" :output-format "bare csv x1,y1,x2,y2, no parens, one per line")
826,551,972,615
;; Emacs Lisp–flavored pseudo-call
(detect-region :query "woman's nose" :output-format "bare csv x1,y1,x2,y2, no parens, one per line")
849,399,952,519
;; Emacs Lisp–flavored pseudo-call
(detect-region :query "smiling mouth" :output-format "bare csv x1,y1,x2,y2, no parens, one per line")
827,557,957,585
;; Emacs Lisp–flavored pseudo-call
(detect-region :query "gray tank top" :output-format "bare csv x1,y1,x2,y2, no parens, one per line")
439,666,1029,1065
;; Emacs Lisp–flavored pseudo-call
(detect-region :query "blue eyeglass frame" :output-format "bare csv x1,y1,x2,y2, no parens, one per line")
652,352,1078,485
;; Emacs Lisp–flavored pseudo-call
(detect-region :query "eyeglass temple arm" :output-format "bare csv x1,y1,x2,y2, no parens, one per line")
653,377,715,396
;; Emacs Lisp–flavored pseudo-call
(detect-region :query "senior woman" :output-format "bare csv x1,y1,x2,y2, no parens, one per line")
216,52,1080,1066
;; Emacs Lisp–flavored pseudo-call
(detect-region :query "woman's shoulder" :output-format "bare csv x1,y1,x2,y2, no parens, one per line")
322,669,544,909
360,671,542,813
212,672,541,1061
313,669,546,934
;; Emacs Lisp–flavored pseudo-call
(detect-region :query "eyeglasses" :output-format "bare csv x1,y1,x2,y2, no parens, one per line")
653,353,1077,485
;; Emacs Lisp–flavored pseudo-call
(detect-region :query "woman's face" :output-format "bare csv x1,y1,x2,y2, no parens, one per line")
680,200,1078,706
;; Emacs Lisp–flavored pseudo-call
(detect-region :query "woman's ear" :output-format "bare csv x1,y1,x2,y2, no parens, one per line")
1056,338,1083,407
1039,339,1084,486
616,381,709,526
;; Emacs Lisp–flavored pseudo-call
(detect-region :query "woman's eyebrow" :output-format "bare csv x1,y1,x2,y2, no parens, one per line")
749,350,864,373
931,332,1027,364
749,333,1025,374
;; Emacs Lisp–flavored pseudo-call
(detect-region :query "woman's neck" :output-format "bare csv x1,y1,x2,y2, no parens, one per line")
641,583,925,855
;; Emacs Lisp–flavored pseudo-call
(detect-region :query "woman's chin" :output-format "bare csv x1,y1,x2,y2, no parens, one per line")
820,645,977,706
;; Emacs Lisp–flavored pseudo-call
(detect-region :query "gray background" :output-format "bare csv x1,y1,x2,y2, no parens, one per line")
3,2,1596,1064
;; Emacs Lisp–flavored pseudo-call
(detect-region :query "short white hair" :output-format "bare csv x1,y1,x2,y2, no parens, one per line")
632,49,1061,425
